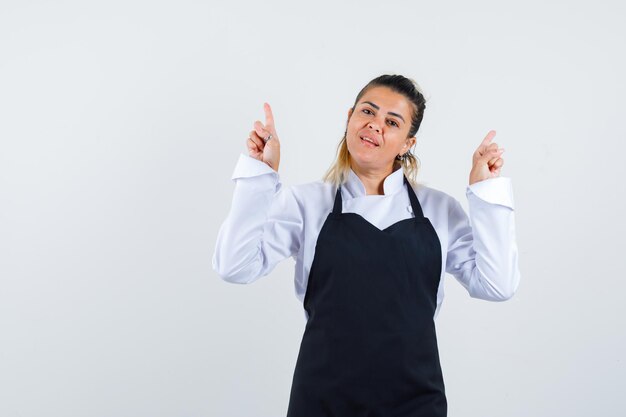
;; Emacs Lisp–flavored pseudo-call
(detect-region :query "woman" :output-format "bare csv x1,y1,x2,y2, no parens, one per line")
213,74,520,416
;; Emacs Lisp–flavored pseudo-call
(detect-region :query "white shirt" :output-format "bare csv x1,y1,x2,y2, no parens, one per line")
213,153,520,321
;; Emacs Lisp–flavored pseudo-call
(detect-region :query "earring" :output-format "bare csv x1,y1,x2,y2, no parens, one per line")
396,151,412,161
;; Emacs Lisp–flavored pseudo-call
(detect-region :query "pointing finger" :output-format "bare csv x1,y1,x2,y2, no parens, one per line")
264,102,275,130
478,130,497,150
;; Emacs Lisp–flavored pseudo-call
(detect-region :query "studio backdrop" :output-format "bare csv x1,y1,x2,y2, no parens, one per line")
1,0,624,416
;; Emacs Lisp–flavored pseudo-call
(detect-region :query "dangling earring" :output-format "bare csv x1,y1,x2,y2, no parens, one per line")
397,150,414,162
396,152,408,161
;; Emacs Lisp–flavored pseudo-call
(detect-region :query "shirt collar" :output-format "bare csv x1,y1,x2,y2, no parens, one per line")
343,166,405,198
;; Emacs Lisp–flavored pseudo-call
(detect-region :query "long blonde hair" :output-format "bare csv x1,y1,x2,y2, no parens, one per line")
322,74,426,188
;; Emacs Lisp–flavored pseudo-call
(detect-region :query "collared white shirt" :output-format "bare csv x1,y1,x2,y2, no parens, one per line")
213,153,520,321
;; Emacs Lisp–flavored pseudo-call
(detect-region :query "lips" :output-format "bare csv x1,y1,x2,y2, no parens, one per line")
359,135,380,146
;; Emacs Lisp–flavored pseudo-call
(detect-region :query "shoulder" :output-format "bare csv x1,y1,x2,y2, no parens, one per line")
289,179,335,203
410,181,460,214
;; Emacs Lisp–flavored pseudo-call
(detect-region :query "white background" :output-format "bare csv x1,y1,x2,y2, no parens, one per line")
1,0,625,416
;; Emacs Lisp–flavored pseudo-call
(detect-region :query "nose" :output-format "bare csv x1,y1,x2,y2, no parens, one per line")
367,122,381,133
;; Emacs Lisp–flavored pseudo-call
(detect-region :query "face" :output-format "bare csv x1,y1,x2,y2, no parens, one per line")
346,86,417,172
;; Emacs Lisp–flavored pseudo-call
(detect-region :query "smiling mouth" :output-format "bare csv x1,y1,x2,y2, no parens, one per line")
360,136,379,146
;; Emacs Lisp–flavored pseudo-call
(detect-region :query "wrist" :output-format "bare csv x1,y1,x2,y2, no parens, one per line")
266,161,279,172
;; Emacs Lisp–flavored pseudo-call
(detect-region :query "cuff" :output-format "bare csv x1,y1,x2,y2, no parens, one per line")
231,153,278,180
466,176,515,209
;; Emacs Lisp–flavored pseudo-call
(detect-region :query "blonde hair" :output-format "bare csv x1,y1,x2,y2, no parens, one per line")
322,74,426,188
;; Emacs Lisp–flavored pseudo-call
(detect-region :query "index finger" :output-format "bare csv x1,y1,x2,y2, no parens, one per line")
479,130,497,148
264,102,275,129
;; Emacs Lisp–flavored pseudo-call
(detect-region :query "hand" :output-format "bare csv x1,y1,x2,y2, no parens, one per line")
469,130,505,185
247,102,281,172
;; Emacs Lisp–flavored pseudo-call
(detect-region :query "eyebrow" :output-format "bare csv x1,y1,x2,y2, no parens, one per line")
361,101,405,123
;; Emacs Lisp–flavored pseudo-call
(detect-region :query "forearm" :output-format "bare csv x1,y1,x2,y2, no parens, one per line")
466,195,519,300
212,172,279,283
464,177,520,300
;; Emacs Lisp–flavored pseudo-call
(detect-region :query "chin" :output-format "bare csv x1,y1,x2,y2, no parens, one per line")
349,152,379,168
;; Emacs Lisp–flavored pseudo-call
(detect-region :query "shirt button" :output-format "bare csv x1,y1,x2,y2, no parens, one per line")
407,205,413,214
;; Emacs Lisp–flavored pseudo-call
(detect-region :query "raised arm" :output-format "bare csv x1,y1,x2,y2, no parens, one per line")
212,103,303,284
445,130,520,300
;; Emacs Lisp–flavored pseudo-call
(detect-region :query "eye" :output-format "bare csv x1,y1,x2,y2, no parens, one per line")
362,108,373,115
388,120,399,127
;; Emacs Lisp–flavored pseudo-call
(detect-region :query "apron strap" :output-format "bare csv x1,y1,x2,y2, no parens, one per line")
404,175,425,219
333,185,343,214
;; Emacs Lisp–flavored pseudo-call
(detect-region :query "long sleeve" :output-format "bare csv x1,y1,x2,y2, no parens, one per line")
212,154,304,284
445,176,520,301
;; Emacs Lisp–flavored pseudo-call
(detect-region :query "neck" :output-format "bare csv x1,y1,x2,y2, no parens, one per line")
351,161,395,195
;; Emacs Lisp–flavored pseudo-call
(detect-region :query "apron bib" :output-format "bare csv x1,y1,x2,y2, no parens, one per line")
286,175,446,417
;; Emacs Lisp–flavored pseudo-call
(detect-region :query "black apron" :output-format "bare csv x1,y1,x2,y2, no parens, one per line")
286,175,447,417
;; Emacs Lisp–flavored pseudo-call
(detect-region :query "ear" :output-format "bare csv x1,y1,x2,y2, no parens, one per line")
345,107,353,129
404,136,416,150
